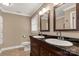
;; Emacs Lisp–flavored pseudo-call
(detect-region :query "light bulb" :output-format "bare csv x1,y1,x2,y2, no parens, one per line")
2,3,13,6
39,7,49,15
39,11,43,15
2,3,9,6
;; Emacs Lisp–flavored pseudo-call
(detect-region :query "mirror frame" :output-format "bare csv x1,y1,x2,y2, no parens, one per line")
53,3,78,31
40,10,50,32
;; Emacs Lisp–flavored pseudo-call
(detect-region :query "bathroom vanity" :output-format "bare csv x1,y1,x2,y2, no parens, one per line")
30,35,79,56
30,3,79,56
30,36,64,56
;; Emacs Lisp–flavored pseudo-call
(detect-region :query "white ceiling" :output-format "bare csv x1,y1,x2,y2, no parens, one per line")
0,3,43,16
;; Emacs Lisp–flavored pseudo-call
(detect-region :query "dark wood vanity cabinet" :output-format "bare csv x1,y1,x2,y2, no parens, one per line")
30,36,66,56
40,41,65,56
40,43,56,56
30,37,40,56
40,46,50,56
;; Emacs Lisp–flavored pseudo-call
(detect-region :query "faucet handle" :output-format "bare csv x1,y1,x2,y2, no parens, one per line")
58,36,60,40
61,36,64,40
56,32,59,36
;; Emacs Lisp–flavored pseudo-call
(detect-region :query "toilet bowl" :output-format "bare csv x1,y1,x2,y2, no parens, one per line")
22,42,30,51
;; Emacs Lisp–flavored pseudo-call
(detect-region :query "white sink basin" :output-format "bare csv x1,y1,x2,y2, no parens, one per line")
33,36,45,38
45,39,73,47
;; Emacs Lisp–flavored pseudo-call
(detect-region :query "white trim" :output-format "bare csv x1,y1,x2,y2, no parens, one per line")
0,7,30,16
63,5,76,11
21,42,30,45
24,47,30,51
0,45,23,53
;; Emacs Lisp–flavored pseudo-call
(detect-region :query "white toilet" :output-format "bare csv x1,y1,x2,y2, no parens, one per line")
22,42,30,51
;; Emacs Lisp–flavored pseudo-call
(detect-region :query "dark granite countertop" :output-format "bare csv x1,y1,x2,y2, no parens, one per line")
56,42,79,55
37,38,79,55
31,35,79,56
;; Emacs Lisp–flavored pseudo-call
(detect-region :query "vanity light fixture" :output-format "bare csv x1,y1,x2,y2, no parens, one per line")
39,7,49,15
39,11,43,15
54,3,63,6
42,8,47,13
53,3,59,6
2,3,13,6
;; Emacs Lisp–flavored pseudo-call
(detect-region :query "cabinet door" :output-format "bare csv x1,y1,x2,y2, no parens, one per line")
40,47,50,56
50,49,65,56
30,38,40,56
31,46,39,56
40,46,56,56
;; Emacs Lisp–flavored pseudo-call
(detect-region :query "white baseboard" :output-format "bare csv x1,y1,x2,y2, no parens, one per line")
0,45,24,52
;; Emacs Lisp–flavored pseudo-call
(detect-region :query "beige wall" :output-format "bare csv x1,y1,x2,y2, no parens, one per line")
0,11,31,48
31,3,79,39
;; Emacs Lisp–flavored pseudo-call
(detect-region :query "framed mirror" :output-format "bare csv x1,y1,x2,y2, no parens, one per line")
40,10,50,32
54,3,78,31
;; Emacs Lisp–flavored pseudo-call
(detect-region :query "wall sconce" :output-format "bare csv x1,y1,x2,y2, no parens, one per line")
53,3,63,6
1,3,13,6
39,11,43,15
39,7,49,15
53,3,59,6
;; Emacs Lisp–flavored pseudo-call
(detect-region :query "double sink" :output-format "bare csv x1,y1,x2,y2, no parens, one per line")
33,35,73,47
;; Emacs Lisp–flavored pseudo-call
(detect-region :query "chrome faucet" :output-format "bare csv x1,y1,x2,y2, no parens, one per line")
57,31,64,40
39,31,42,36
